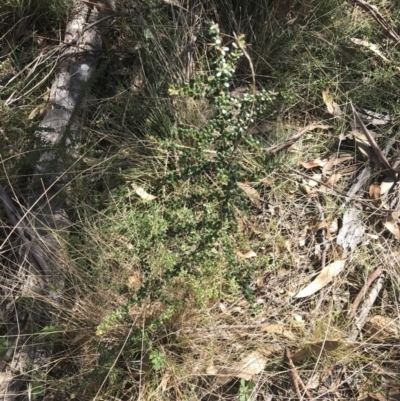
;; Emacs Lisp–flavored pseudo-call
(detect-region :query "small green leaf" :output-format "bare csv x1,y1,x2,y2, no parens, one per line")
0,338,8,358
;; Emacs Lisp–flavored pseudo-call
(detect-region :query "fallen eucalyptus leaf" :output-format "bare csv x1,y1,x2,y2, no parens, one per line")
380,177,395,196
295,260,345,298
384,215,400,240
131,183,157,201
351,38,389,62
292,340,341,363
322,88,342,118
300,158,326,169
237,182,261,207
234,249,257,259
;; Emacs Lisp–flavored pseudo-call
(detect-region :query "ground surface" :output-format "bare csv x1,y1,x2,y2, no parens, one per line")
1,0,400,400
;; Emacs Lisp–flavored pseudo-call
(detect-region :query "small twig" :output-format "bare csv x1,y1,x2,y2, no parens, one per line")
268,124,329,154
349,270,386,341
284,347,312,399
348,265,385,320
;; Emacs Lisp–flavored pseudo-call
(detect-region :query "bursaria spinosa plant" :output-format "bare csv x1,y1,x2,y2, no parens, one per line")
97,23,275,333
166,22,274,220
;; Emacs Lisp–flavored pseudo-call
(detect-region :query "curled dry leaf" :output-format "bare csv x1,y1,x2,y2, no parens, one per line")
364,315,400,339
260,323,295,340
322,153,353,174
384,215,400,240
208,346,281,385
131,183,157,200
327,173,341,186
237,182,261,207
300,158,326,169
369,183,381,200
380,177,395,196
234,249,257,259
292,340,341,363
295,260,345,298
322,88,342,118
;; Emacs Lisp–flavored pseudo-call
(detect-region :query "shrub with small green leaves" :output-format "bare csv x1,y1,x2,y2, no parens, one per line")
165,22,273,225
97,22,274,332
150,21,274,287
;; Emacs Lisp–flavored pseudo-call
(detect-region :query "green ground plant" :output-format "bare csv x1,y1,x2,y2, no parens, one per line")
94,22,274,331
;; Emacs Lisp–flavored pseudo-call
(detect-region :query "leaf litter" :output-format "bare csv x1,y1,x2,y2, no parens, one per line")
182,100,400,399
